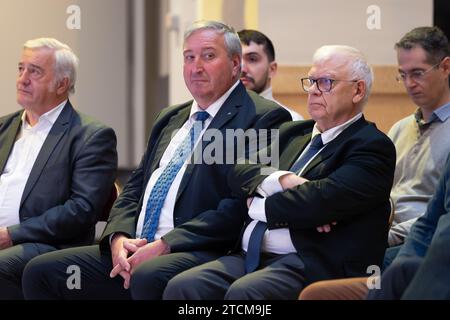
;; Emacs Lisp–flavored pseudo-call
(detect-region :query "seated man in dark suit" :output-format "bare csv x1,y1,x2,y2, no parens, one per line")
0,38,118,299
368,154,450,299
163,45,396,300
22,21,291,300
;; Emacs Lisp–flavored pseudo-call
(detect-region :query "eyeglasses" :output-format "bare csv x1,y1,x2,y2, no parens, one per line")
301,77,358,93
396,61,441,83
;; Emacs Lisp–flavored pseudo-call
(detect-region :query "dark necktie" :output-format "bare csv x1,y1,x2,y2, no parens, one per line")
289,134,323,173
244,134,324,273
141,111,209,241
245,221,268,273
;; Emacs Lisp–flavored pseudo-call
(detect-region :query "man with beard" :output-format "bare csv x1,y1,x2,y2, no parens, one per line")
238,29,304,121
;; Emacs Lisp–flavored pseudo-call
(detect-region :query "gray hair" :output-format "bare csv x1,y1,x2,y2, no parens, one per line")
24,38,79,95
313,45,373,105
184,20,242,59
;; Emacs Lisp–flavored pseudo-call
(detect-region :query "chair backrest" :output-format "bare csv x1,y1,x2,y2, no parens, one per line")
94,182,120,244
388,196,395,228
98,182,120,222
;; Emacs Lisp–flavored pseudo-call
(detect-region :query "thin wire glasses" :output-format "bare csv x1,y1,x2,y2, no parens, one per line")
396,61,442,83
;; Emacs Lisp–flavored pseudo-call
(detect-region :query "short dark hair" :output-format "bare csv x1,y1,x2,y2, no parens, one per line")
238,29,275,62
395,26,450,64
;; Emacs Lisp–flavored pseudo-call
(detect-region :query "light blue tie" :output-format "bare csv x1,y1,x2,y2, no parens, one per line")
141,111,209,241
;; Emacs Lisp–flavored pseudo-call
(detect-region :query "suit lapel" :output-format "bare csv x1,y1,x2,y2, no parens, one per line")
301,116,367,176
279,134,311,170
175,85,243,203
148,106,191,175
0,113,22,175
20,102,72,207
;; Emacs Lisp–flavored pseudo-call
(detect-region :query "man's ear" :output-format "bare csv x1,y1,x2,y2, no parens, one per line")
440,56,450,77
232,54,242,78
56,77,70,95
352,80,366,104
269,61,277,79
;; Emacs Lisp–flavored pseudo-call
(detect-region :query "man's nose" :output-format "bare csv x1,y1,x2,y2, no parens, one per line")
403,75,417,88
193,57,204,71
17,70,31,86
241,61,248,74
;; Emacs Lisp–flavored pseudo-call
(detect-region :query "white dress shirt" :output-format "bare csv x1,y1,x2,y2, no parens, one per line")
241,113,363,254
0,101,66,227
135,80,240,239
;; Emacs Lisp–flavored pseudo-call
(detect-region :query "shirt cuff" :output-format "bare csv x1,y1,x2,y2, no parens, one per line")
257,170,292,196
248,197,267,222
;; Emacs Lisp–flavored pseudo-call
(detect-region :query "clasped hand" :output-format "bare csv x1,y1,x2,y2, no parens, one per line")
109,235,169,289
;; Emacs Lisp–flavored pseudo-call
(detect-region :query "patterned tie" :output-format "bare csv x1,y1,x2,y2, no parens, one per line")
141,111,209,241
244,134,324,273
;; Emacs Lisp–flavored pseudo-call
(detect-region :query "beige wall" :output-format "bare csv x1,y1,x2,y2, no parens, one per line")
0,0,132,167
259,0,433,64
257,0,432,132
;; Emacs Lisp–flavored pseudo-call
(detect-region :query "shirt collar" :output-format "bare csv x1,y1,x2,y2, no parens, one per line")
259,87,274,100
190,80,240,120
431,101,450,122
414,102,450,125
311,112,363,145
22,100,67,129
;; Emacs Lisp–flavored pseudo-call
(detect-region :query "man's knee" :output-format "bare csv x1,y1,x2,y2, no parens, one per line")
225,279,262,300
22,254,56,297
130,262,170,300
163,272,199,300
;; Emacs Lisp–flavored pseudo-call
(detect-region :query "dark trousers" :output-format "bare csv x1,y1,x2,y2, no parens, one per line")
22,245,130,300
22,244,220,300
0,243,56,299
163,252,305,300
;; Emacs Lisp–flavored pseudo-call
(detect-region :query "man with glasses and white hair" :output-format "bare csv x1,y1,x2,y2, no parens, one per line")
297,26,450,301
0,38,118,299
163,45,395,300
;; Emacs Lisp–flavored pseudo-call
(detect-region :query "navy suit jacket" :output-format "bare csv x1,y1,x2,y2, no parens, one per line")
0,101,118,247
396,154,450,298
100,82,291,253
230,117,396,283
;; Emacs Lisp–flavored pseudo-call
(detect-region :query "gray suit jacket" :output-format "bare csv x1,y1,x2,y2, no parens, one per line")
0,101,118,248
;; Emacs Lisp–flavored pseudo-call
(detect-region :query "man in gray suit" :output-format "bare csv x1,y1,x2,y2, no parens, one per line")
0,38,118,299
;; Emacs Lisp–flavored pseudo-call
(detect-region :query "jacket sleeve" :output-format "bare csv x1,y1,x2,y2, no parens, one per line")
162,106,291,252
8,126,118,246
162,197,247,252
263,136,396,230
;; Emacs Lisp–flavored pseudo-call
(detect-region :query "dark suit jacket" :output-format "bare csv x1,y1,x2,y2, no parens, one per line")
229,117,396,283
396,154,450,298
101,82,291,253
0,101,118,248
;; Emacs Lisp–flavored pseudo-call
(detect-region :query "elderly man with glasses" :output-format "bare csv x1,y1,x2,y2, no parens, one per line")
162,45,396,300
298,26,450,301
